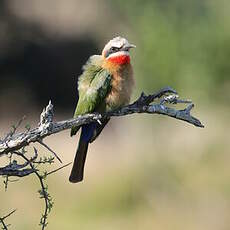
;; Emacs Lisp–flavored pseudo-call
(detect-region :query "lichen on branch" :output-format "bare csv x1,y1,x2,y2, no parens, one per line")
0,87,204,158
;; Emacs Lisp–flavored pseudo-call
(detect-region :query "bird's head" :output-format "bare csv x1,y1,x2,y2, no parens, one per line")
102,36,136,65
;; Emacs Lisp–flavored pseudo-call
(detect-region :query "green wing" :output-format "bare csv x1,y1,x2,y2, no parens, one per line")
71,64,112,136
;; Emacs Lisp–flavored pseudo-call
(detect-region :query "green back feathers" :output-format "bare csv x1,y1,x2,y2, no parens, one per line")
71,55,112,136
76,69,112,115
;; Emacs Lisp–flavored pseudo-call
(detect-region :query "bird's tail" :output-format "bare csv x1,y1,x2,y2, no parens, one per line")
69,134,89,183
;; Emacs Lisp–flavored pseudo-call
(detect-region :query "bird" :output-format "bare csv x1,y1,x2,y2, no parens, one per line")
69,36,135,183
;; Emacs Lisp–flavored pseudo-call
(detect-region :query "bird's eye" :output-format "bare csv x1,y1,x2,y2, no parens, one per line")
111,47,119,52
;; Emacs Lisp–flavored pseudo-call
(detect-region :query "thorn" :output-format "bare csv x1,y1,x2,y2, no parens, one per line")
162,86,177,95
32,147,38,160
46,162,72,176
186,104,194,113
137,92,146,102
140,92,146,97
38,140,62,163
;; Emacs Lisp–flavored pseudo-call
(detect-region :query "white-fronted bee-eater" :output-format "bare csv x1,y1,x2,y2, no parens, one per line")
70,36,135,183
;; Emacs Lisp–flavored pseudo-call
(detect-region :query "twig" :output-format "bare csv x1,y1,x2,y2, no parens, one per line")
0,209,16,230
13,151,53,230
0,168,36,177
0,86,204,229
38,140,62,163
0,148,38,178
2,117,26,143
0,87,204,157
0,145,69,229
46,162,72,176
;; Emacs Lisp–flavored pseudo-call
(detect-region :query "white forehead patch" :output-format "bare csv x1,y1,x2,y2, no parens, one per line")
104,36,129,51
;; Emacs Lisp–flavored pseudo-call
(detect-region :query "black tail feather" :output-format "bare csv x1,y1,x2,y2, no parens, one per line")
69,137,89,183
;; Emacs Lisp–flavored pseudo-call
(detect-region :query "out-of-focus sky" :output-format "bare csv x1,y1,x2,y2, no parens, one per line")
1,0,230,229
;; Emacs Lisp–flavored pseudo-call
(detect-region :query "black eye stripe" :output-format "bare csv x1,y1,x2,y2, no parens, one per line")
105,46,120,57
110,47,119,52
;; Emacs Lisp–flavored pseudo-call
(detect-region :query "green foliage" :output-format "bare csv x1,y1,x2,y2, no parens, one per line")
110,0,230,103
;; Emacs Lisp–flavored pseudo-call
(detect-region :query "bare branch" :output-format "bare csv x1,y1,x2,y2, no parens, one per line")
0,148,38,177
13,151,53,229
0,87,204,157
38,140,62,163
0,209,16,230
1,117,26,143
46,162,72,176
0,147,66,229
0,167,35,177
0,87,204,229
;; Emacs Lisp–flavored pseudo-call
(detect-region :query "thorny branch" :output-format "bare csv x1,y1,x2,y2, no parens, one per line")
13,150,53,230
0,86,204,229
0,87,204,158
0,146,70,229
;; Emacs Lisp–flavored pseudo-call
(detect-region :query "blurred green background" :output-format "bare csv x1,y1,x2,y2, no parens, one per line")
0,0,230,229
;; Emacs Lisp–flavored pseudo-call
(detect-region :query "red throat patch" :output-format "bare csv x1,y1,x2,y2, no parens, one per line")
107,55,130,65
